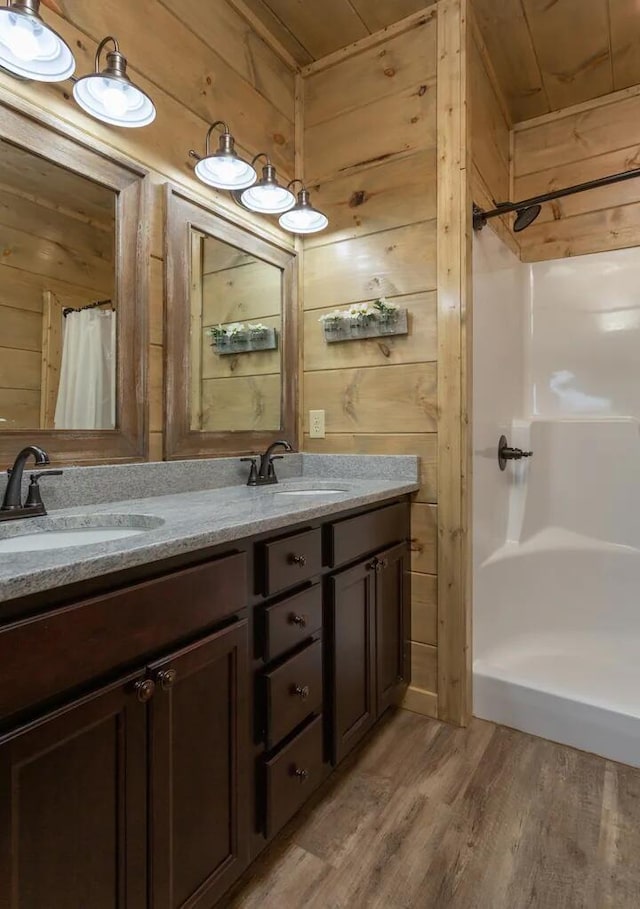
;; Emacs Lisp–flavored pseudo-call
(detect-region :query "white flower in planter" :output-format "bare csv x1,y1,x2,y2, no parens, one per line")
226,322,248,339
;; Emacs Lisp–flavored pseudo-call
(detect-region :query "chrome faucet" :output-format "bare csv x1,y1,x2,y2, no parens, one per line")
0,446,62,522
242,439,293,486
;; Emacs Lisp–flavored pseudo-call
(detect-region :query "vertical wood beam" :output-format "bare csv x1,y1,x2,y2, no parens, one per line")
294,72,305,447
436,0,472,725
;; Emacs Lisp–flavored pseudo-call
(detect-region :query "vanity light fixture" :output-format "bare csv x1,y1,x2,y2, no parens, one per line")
0,0,75,82
279,180,328,234
73,36,156,128
237,154,296,215
189,122,257,191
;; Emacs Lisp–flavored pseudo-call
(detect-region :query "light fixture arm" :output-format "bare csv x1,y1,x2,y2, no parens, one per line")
287,179,306,192
204,121,230,156
251,152,271,168
95,36,120,71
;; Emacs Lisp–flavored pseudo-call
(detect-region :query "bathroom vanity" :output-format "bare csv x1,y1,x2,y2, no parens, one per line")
0,457,416,908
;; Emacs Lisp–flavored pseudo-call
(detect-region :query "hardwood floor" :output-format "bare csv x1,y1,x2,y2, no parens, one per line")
229,710,640,909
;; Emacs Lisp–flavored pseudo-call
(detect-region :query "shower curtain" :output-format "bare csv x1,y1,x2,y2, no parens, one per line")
54,309,116,430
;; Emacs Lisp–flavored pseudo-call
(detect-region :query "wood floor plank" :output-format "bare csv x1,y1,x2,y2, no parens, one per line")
231,711,640,909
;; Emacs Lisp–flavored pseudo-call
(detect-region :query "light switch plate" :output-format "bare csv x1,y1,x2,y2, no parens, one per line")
309,410,325,439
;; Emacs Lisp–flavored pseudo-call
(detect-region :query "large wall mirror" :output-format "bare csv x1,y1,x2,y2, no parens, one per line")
0,100,147,464
165,186,298,459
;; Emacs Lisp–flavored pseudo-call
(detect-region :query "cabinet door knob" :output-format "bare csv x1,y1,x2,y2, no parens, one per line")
134,679,156,703
293,767,310,783
288,553,307,567
293,684,310,700
376,558,388,572
289,613,307,627
156,669,177,691
366,558,378,571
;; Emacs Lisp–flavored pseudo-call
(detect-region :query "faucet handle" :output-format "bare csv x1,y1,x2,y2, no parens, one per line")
240,457,258,486
25,470,63,508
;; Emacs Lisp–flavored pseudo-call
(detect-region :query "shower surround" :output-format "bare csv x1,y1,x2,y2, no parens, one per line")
473,229,640,767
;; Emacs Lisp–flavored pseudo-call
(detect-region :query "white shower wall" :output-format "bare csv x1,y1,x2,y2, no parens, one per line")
472,229,526,569
473,232,640,766
529,246,640,419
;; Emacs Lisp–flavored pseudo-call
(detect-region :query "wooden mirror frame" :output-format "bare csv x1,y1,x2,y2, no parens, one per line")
164,185,298,460
0,98,148,466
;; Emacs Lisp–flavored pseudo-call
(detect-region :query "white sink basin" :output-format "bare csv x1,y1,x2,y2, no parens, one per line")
275,489,347,497
0,514,163,553
0,528,148,553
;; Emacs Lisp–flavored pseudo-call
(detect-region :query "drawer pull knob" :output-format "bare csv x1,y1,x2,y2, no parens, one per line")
288,553,307,567
289,613,307,627
293,684,310,700
134,679,156,703
156,669,177,691
376,558,388,572
367,558,378,571
294,767,310,783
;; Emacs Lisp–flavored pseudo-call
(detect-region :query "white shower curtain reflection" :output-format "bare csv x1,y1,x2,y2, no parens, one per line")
54,309,116,430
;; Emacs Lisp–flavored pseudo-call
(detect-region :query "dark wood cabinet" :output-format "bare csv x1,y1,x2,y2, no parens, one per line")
328,557,377,765
375,543,410,715
149,621,249,909
0,672,148,909
0,495,411,908
328,540,410,766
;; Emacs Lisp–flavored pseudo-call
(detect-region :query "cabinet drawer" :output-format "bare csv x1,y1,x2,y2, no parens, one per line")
327,502,408,569
263,639,322,747
264,715,324,838
260,528,322,596
262,585,323,662
0,552,247,724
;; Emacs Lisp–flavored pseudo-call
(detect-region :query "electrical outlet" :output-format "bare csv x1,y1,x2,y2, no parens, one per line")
309,410,325,439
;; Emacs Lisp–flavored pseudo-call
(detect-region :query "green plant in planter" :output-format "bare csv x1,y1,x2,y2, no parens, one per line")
373,296,399,323
208,324,228,345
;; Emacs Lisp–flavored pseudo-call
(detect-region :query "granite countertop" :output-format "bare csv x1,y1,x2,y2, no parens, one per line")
0,471,419,604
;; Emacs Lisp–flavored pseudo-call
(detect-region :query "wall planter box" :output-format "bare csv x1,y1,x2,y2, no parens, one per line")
322,309,408,344
210,328,278,356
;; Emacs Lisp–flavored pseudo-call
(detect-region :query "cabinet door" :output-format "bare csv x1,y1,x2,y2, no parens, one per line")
328,559,376,765
376,543,410,715
0,673,148,909
149,620,250,909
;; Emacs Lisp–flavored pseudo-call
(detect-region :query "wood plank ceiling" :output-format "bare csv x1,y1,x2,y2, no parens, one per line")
472,0,640,123
241,0,640,127
238,0,434,63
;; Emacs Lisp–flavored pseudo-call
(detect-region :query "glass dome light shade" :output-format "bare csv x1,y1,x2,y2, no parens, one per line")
195,154,257,190
0,0,75,82
279,188,328,234
240,163,296,214
193,129,257,191
73,44,156,129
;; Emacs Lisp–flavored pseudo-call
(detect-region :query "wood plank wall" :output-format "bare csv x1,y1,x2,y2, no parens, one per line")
301,9,440,717
0,0,297,460
513,86,640,262
469,12,517,255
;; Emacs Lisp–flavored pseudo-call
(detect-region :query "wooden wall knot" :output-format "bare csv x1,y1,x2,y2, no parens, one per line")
384,68,396,79
418,85,428,97
349,190,368,208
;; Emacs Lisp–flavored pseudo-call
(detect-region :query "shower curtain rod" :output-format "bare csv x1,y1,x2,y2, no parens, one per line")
62,298,113,318
472,166,640,232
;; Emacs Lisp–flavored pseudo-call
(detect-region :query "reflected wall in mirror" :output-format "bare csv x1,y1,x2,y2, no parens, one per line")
0,99,147,466
0,138,117,431
165,185,298,460
190,232,282,433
